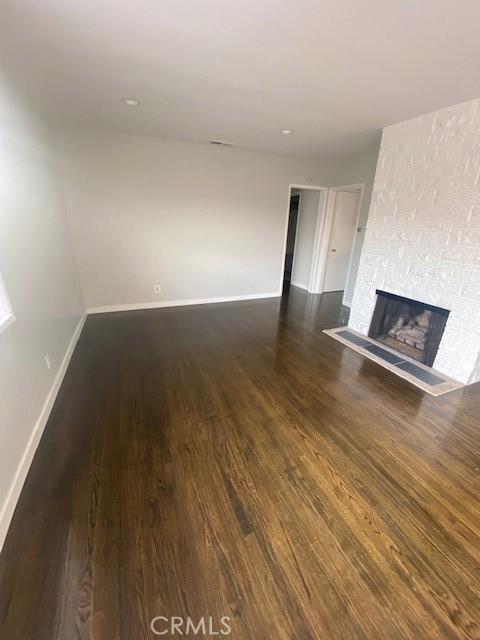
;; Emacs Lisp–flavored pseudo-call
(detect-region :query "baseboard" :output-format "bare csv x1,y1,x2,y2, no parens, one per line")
290,281,308,291
87,292,280,315
0,313,86,552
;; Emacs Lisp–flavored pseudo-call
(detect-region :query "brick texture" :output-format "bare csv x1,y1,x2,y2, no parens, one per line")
349,99,480,384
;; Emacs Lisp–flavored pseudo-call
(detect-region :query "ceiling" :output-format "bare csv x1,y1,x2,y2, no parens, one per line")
1,0,479,158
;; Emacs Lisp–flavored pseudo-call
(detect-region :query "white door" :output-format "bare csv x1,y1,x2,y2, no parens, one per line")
323,191,359,292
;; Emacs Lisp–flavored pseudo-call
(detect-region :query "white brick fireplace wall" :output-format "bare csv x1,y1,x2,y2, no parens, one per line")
349,98,480,384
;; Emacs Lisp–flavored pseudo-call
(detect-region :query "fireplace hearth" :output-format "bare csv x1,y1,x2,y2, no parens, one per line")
368,290,450,368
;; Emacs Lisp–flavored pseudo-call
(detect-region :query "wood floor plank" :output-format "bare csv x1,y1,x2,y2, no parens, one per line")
1,288,480,639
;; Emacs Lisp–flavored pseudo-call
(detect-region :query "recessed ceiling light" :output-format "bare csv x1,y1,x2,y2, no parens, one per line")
123,98,141,106
281,129,293,134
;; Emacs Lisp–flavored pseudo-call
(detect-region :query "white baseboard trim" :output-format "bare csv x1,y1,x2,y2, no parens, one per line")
87,292,280,315
0,313,86,552
290,281,308,291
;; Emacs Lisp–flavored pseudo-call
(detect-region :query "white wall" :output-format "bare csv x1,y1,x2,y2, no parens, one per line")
349,98,480,384
55,128,332,311
0,72,84,548
327,141,381,305
291,190,322,289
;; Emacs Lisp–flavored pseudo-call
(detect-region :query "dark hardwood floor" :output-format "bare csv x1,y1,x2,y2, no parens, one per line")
1,288,480,639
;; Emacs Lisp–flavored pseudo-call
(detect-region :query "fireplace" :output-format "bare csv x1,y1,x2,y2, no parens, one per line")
368,290,450,367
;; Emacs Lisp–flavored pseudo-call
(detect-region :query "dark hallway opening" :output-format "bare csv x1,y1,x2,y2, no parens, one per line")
282,193,300,292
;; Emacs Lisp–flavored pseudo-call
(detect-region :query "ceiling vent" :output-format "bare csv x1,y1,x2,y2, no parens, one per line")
209,139,235,147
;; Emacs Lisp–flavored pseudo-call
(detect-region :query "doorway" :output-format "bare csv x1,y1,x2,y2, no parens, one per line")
281,186,326,294
280,183,364,300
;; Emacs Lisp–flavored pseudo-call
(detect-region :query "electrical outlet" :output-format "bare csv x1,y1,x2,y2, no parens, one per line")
45,353,52,370
154,285,162,295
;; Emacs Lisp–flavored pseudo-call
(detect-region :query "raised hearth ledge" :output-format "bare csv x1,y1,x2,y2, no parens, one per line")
324,327,465,397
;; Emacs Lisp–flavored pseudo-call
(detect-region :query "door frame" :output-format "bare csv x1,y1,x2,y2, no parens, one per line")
279,184,328,294
314,183,365,300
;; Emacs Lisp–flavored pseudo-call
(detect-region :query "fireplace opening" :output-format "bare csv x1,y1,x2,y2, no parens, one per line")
368,290,450,367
